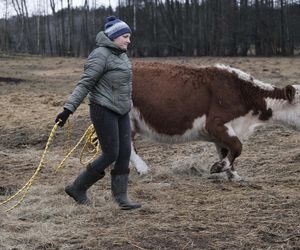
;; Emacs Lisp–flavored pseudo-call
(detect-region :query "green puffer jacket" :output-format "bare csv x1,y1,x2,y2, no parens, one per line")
64,31,132,115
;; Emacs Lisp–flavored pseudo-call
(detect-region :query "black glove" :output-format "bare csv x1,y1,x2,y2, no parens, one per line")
55,108,72,127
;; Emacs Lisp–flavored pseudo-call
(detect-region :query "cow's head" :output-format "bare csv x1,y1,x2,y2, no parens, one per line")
277,85,300,131
290,85,300,104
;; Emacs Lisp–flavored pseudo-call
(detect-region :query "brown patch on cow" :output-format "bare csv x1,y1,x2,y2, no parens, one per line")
133,62,211,135
132,62,290,135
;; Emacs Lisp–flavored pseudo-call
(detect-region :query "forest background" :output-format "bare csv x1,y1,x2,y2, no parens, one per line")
0,0,300,57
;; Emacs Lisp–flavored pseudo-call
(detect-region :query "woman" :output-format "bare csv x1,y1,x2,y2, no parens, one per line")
55,16,141,210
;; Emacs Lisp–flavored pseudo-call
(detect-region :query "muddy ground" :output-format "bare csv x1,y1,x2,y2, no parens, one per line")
0,54,299,250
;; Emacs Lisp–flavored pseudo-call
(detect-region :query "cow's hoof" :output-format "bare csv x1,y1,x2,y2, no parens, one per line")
226,170,243,182
136,164,150,175
137,169,149,175
210,161,225,174
133,159,150,175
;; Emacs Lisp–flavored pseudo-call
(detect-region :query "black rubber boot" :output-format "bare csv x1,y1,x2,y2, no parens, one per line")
65,165,105,205
111,170,141,210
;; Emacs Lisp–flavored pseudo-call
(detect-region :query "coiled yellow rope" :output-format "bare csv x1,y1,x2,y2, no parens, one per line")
79,127,100,165
54,123,99,172
0,121,100,212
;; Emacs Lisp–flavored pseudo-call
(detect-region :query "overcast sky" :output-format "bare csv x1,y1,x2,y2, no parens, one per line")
0,0,118,18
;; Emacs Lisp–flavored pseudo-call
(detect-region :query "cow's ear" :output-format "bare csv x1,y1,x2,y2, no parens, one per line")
284,85,296,103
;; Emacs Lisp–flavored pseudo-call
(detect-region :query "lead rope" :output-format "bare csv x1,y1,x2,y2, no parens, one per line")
0,120,100,212
79,126,100,165
54,123,98,172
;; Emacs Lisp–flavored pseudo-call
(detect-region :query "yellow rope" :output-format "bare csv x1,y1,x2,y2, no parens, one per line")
54,124,97,172
79,126,100,165
0,122,60,212
0,121,100,212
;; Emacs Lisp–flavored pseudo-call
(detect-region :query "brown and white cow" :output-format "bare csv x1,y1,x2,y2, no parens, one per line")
129,62,300,181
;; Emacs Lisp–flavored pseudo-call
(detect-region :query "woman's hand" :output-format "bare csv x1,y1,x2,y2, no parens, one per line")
55,108,72,127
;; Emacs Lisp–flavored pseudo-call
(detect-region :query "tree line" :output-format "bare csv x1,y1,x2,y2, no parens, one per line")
0,0,299,57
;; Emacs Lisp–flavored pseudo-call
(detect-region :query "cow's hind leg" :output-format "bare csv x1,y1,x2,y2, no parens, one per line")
129,120,150,174
207,117,242,179
130,133,149,175
225,166,243,182
214,143,243,181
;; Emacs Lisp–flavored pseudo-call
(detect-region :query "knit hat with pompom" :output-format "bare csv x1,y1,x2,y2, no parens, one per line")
104,16,131,40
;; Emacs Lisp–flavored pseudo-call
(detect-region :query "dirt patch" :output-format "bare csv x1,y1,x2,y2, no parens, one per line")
0,56,299,249
0,76,25,84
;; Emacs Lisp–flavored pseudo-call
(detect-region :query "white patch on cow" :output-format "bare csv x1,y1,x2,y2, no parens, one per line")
225,111,264,142
221,157,231,171
130,108,211,143
130,144,149,174
265,96,300,132
215,64,274,91
225,123,236,137
226,170,243,182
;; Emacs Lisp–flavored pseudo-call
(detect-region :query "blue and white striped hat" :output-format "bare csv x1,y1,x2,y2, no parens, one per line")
104,16,131,40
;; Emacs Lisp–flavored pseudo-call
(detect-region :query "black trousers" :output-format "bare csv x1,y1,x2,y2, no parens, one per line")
89,103,131,175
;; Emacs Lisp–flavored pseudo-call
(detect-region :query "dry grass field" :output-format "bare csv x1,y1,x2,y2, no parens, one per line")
0,54,299,249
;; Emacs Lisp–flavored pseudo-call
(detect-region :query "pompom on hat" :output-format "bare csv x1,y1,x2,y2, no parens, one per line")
104,16,131,40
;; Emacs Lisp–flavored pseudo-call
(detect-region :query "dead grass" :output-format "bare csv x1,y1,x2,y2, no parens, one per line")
0,55,300,249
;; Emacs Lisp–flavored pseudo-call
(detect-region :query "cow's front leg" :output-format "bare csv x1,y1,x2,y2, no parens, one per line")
207,117,242,177
130,143,149,175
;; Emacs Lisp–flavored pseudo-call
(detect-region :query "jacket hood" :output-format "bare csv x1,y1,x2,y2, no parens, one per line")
95,31,125,54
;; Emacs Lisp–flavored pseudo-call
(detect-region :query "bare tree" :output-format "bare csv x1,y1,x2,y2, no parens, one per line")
81,0,90,56
49,0,59,55
60,0,65,55
67,0,74,55
11,0,25,50
46,0,53,55
239,0,250,56
1,0,10,51
35,0,42,53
